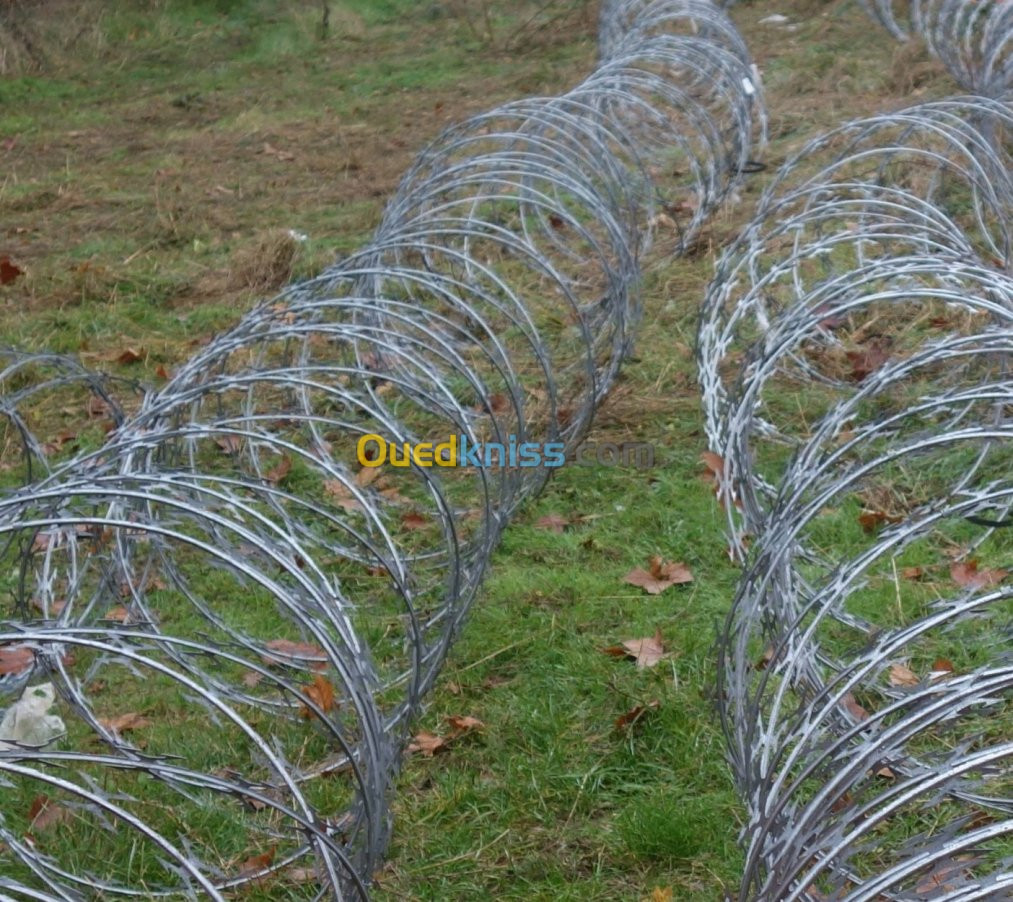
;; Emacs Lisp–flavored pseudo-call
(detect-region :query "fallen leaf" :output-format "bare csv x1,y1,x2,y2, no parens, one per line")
355,465,381,488
264,455,292,485
323,479,364,512
99,712,152,734
0,256,23,285
242,670,263,688
535,514,570,533
262,638,328,672
214,434,242,454
155,364,172,380
846,343,890,382
115,347,144,365
889,664,920,687
408,731,448,757
700,451,725,483
755,644,775,671
842,692,870,721
27,795,70,832
301,674,336,717
858,509,902,532
875,766,896,779
931,658,955,676
901,566,924,580
647,888,673,902
614,699,660,731
446,714,484,734
0,644,33,675
236,845,277,878
914,855,982,895
284,866,318,885
951,559,1007,590
602,630,667,669
262,141,294,161
624,556,692,594
401,511,429,530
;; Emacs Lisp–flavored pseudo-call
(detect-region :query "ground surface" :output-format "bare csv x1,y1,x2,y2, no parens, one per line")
0,0,956,898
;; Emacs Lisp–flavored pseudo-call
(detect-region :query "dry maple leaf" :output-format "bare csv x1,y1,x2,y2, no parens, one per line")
116,347,144,365
842,692,870,722
99,712,152,734
236,845,277,878
408,731,448,757
242,670,263,688
614,699,660,731
914,855,982,895
301,674,337,718
858,510,902,532
624,556,692,595
889,663,920,687
535,514,570,533
27,795,70,832
446,715,484,734
699,450,725,484
0,644,33,676
0,256,24,285
930,658,955,677
264,455,292,484
262,638,328,672
323,479,365,512
214,434,242,454
355,465,382,488
846,343,890,381
951,559,1007,590
603,630,667,669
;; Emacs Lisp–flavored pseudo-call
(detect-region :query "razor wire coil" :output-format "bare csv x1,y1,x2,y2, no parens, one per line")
699,95,1013,900
0,1,764,898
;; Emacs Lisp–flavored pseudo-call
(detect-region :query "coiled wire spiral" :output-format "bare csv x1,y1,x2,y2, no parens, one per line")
858,0,1011,98
0,1,764,897
700,95,1013,899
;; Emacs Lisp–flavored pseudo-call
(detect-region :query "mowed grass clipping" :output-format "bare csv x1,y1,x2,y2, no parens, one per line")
0,0,967,898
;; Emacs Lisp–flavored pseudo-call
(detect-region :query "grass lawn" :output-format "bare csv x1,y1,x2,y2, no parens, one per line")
0,0,964,898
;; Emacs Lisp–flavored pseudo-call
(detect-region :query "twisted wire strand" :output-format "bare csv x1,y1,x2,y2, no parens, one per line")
0,1,764,897
700,96,1012,900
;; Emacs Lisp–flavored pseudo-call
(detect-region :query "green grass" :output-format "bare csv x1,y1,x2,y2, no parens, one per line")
2,0,1006,899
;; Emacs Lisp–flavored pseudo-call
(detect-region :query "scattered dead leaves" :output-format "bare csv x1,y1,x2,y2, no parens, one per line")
264,455,292,485
99,712,152,734
408,714,485,757
27,794,70,832
951,559,1007,590
0,256,24,285
614,699,660,731
401,511,429,530
624,556,692,595
0,644,33,675
914,855,982,895
602,630,667,669
842,692,870,721
301,674,337,718
858,509,902,532
262,638,328,672
888,663,920,687
535,513,570,533
235,845,277,879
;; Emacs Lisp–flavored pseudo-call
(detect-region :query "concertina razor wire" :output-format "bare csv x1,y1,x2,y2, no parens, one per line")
857,0,1011,99
0,1,764,897
699,94,1013,899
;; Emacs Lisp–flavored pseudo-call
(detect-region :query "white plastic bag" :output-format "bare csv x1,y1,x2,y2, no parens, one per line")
0,683,65,750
